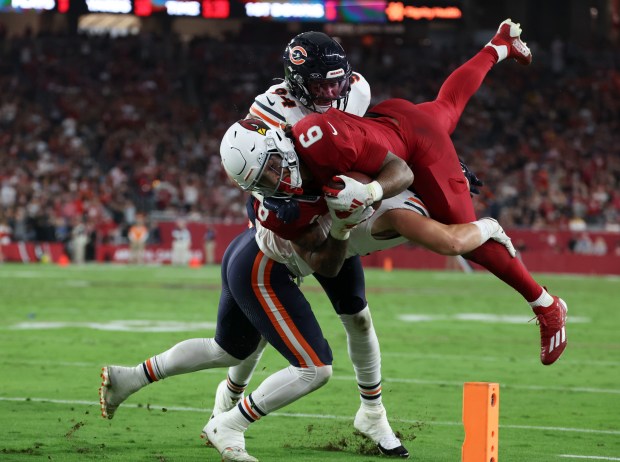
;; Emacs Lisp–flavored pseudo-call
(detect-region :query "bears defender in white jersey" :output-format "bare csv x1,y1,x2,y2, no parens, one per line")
227,31,411,458
249,30,371,127
249,71,371,128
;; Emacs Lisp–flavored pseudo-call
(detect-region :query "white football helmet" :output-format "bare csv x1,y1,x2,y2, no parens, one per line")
220,118,303,197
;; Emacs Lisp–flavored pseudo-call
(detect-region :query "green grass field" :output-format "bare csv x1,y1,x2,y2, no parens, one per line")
0,263,618,461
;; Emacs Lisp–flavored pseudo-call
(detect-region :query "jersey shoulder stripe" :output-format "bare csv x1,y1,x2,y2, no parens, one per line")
249,105,283,128
404,195,429,217
252,99,287,124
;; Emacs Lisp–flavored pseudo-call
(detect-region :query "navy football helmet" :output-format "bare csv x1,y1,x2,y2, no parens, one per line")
283,31,352,112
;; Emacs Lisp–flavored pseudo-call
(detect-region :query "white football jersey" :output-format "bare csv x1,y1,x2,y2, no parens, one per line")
254,191,429,278
249,72,371,128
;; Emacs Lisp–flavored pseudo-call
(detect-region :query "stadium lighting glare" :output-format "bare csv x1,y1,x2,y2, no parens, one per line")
11,0,54,9
85,0,132,14
385,2,462,22
245,2,325,19
166,0,201,16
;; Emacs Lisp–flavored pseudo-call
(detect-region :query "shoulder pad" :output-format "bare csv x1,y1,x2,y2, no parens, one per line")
345,72,371,116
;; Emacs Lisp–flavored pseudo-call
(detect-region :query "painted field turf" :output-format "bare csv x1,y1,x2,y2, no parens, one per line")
0,264,618,461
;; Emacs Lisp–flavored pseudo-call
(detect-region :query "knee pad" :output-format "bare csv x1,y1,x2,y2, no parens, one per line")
293,364,333,392
340,306,373,334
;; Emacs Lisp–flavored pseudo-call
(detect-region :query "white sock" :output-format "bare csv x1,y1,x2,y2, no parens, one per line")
340,307,383,406
142,338,239,381
114,365,151,392
528,288,554,308
226,337,269,396
485,43,507,62
246,365,332,415
224,405,254,431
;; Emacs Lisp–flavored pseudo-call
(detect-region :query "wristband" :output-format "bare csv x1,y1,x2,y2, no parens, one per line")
367,181,384,203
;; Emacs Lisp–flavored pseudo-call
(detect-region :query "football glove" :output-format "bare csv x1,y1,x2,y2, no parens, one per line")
263,197,300,224
328,202,375,241
460,159,484,196
323,175,383,213
474,217,516,257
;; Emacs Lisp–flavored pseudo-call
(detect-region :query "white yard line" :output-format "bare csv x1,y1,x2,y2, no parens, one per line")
380,351,620,367
1,396,618,437
397,313,591,324
2,359,619,395
375,376,620,395
558,456,620,461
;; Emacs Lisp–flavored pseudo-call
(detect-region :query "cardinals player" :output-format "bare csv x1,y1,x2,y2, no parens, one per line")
223,19,567,373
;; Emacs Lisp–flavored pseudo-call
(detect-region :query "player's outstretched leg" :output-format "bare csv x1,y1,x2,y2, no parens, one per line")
486,18,532,65
354,403,410,458
532,294,568,365
100,338,242,419
99,366,147,419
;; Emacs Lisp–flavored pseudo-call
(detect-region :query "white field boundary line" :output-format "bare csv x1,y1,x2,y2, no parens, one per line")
1,396,619,437
375,377,620,395
7,352,618,370
397,313,591,324
558,456,620,461
1,360,619,395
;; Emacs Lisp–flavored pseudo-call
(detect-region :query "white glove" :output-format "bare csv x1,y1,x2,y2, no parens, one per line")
323,175,383,213
472,217,516,257
328,202,375,241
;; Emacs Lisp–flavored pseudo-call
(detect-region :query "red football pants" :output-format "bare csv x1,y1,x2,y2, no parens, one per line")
370,50,542,302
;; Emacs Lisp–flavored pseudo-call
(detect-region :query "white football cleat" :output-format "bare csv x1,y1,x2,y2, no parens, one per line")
486,18,532,65
211,379,244,420
202,413,258,462
99,366,142,420
354,404,409,458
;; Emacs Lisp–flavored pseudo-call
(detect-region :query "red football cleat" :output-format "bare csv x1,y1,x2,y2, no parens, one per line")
532,296,567,365
486,18,532,65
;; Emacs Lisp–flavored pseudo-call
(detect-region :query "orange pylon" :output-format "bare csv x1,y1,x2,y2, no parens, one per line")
462,382,499,462
57,254,70,267
189,256,201,268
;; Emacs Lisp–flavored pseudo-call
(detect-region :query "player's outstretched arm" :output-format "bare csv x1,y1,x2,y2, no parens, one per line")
378,210,515,257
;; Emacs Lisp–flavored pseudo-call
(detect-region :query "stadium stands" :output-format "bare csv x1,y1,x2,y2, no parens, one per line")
0,29,618,260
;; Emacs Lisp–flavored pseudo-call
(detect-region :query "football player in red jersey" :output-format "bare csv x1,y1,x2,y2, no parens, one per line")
208,22,541,458
222,19,567,371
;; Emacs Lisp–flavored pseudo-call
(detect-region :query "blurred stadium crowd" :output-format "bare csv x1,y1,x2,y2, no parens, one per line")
0,29,619,254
